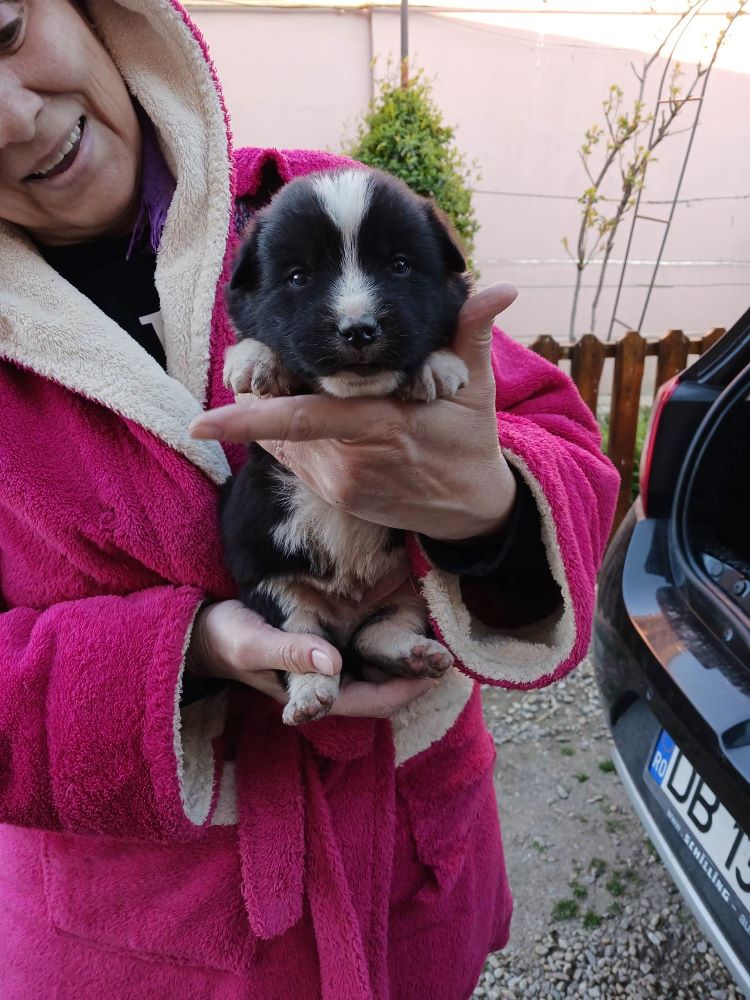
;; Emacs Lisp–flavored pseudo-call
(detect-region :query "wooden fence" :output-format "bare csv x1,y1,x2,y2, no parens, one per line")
529,327,726,534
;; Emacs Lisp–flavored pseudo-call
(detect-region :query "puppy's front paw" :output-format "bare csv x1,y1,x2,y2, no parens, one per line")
223,340,296,397
282,673,340,725
402,350,469,403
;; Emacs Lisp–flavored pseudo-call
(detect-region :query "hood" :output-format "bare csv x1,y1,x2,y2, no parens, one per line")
0,0,233,484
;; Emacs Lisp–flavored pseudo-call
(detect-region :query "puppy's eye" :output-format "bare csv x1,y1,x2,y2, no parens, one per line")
390,256,410,276
288,269,310,288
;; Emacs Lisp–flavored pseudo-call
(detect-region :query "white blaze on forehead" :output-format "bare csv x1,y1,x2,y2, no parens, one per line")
312,170,373,239
312,170,378,319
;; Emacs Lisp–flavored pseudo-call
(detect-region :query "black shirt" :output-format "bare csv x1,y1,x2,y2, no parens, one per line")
39,236,167,369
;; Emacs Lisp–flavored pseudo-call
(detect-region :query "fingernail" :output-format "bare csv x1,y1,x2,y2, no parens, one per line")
311,649,335,675
189,418,221,440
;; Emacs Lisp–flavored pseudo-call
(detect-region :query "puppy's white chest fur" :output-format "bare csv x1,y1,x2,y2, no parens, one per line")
272,469,399,593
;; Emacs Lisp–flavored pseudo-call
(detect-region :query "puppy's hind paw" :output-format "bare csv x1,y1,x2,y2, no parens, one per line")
401,350,469,403
402,637,454,678
282,674,340,726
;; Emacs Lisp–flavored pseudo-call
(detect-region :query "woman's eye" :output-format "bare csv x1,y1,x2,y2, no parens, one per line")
0,4,25,53
390,256,410,276
288,269,310,288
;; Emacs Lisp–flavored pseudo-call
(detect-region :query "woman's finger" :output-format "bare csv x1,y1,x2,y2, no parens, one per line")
189,394,393,445
330,675,436,718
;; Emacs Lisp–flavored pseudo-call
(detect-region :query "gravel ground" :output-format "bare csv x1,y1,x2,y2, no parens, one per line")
472,659,747,1000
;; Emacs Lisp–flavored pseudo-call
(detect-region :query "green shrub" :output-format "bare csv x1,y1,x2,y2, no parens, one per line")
343,65,480,273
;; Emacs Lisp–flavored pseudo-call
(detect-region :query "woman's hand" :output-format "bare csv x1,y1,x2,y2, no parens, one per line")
190,284,518,541
187,599,435,717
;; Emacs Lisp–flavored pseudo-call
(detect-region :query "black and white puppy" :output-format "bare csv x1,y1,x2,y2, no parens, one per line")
221,167,471,725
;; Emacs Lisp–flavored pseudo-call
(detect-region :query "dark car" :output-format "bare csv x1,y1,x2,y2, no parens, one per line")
593,309,750,995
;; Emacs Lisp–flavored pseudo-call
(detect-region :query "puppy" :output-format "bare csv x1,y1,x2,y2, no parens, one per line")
221,167,471,724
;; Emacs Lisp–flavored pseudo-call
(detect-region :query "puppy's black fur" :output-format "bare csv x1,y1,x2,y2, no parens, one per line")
220,168,471,724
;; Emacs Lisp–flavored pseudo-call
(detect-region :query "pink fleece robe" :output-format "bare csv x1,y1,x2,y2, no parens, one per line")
0,3,619,997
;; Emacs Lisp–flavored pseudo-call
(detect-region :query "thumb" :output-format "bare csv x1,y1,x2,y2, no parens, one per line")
452,282,518,375
255,625,341,677
245,620,343,677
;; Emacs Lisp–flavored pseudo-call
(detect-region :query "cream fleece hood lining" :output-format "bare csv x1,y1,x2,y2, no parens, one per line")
418,450,577,687
0,0,231,486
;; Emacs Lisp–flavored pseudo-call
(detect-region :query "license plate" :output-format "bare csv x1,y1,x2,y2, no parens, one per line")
648,730,750,940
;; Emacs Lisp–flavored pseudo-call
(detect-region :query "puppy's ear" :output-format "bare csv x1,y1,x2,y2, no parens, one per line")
423,201,467,274
229,220,263,292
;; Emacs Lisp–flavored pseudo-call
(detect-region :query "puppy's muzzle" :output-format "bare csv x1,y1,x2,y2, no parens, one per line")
337,314,381,351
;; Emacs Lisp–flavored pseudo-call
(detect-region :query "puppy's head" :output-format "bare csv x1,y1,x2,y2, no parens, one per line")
228,168,471,398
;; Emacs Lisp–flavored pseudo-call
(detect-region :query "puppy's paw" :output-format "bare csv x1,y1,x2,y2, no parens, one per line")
364,633,454,678
401,637,454,678
222,339,261,393
401,350,469,403
223,340,296,397
282,673,340,726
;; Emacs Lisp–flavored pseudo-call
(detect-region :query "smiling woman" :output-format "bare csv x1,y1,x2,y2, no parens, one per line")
0,1,619,997
0,0,141,244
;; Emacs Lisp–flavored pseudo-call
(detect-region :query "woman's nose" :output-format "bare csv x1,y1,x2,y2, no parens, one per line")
0,74,44,148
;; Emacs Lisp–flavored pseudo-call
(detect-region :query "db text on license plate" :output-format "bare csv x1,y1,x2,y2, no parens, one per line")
648,730,750,941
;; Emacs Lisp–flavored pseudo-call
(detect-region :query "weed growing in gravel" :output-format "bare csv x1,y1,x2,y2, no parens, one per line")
561,746,575,757
608,900,624,917
598,759,616,774
551,899,580,921
644,837,659,860
575,771,589,783
605,873,625,897
605,818,625,834
589,856,607,875
582,910,603,929
570,880,588,900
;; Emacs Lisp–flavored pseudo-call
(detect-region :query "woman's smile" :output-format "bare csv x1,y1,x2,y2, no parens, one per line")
25,114,85,182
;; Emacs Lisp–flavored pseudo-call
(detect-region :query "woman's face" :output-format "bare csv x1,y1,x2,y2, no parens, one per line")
0,0,142,245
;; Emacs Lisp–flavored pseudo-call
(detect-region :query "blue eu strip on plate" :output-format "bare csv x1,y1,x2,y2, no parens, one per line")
648,730,676,786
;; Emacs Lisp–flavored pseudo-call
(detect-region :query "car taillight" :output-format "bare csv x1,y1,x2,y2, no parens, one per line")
639,375,680,518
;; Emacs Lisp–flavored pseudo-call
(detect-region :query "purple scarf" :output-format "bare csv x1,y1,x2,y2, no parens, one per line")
127,110,176,258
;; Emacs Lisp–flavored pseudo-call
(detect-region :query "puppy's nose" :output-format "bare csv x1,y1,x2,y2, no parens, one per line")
337,314,381,350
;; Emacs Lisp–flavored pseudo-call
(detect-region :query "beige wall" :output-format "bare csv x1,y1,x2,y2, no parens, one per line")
189,4,750,344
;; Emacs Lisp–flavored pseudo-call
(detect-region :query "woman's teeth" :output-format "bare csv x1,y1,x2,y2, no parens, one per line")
31,119,83,179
